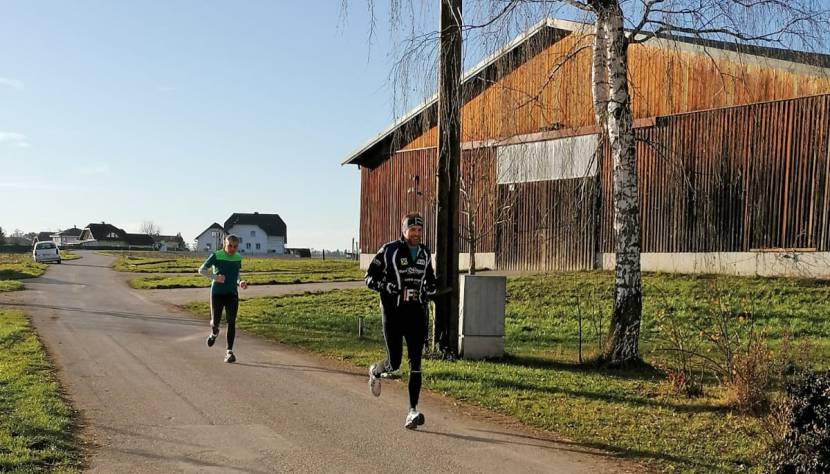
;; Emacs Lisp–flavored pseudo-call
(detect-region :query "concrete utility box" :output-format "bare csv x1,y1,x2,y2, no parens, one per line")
458,274,506,359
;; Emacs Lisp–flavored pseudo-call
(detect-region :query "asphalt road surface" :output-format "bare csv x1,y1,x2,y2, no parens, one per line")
0,252,637,473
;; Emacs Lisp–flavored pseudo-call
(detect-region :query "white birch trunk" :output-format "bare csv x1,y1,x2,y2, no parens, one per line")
602,4,643,364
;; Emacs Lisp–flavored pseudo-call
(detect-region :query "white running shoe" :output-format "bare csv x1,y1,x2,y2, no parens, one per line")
404,409,425,430
368,364,381,397
224,350,236,363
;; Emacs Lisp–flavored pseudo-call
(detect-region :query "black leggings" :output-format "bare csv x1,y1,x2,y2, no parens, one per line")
210,293,239,350
371,304,428,409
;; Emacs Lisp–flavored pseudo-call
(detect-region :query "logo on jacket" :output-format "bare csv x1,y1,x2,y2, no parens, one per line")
400,258,409,265
416,259,426,265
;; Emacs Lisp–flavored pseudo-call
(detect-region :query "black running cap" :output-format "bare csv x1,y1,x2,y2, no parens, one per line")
402,216,424,229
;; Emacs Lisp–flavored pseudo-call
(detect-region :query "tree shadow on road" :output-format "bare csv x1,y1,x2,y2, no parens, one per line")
0,302,205,327
234,361,362,378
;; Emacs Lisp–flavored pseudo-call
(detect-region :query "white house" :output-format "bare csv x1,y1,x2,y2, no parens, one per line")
154,234,186,251
224,212,287,255
194,223,225,252
51,227,83,246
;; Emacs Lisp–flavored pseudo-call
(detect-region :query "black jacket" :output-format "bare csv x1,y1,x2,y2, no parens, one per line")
365,238,437,309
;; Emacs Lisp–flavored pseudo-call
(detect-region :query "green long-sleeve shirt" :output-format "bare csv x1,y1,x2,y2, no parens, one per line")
199,250,242,295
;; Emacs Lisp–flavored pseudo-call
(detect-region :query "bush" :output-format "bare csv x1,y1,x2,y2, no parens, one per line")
770,372,830,474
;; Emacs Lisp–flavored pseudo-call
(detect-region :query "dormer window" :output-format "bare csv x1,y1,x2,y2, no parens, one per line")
250,230,256,237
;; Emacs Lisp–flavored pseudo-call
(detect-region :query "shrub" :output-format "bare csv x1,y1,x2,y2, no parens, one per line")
769,371,830,474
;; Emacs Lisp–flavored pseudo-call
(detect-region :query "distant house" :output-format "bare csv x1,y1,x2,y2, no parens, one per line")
78,223,155,249
194,223,225,252
125,233,156,248
34,232,53,243
286,248,311,258
154,233,186,251
224,212,287,255
51,227,83,246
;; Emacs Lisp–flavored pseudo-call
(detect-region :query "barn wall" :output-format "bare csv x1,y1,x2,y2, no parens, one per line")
599,93,830,254
360,93,830,273
359,148,496,255
404,34,830,150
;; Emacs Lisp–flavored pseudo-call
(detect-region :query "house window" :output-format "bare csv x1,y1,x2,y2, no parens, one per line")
250,230,256,237
256,243,261,250
206,243,211,250
238,237,243,243
211,231,217,237
246,242,251,249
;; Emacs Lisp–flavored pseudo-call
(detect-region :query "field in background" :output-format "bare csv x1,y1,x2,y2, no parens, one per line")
110,253,363,289
183,271,830,473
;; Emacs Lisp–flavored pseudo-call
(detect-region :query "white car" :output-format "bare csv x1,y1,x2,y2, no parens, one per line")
33,241,62,264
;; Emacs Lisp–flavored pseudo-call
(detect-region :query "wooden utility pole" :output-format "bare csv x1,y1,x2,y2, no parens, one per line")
434,0,462,357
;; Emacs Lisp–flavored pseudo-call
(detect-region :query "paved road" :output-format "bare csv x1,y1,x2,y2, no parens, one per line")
1,252,636,473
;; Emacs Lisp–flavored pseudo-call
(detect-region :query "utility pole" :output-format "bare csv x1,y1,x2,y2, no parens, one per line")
434,0,462,358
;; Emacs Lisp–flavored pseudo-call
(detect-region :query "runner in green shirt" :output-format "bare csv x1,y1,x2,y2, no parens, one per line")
198,234,248,363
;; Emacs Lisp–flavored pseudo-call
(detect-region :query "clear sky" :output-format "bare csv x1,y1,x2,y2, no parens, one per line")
0,1,419,250
4,2,825,250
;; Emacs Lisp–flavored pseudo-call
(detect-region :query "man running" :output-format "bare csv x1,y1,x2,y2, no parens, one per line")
199,234,248,363
365,213,437,430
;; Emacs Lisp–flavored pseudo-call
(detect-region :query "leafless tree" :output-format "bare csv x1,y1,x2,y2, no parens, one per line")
140,221,161,237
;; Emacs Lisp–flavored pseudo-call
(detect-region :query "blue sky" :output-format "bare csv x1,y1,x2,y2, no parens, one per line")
3,1,825,249
0,1,421,250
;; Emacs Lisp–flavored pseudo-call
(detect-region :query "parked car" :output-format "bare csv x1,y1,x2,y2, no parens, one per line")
33,241,61,264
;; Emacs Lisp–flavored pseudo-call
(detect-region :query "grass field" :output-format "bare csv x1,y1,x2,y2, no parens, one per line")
0,253,48,292
112,253,363,289
183,271,830,473
0,309,81,472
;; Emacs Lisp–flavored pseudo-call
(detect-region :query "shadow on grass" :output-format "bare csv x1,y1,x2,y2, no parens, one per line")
467,428,738,472
0,269,39,280
494,354,662,382
475,375,729,415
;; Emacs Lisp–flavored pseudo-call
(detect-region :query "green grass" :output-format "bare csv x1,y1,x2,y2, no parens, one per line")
59,251,80,261
182,271,830,473
0,253,48,293
0,280,24,292
114,253,363,289
0,309,81,472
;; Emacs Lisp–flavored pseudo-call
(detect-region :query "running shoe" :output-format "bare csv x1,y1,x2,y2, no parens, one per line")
368,364,381,397
404,409,425,430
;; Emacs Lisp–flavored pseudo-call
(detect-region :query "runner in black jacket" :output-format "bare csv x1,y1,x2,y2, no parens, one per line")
365,213,437,430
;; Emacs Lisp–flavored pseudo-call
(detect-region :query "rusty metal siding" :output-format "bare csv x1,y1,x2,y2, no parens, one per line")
600,93,830,253
495,178,595,271
361,94,830,270
359,148,496,254
404,35,830,151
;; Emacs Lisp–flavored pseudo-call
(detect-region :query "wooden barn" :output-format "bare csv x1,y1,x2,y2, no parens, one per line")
343,19,830,278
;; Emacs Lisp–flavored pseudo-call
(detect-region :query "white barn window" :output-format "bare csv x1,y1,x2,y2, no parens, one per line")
496,134,599,184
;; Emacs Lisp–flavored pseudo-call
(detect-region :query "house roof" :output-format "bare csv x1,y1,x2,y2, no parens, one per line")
125,233,155,246
195,223,225,240
54,227,83,237
84,223,127,241
155,234,185,243
342,17,830,169
224,213,287,241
